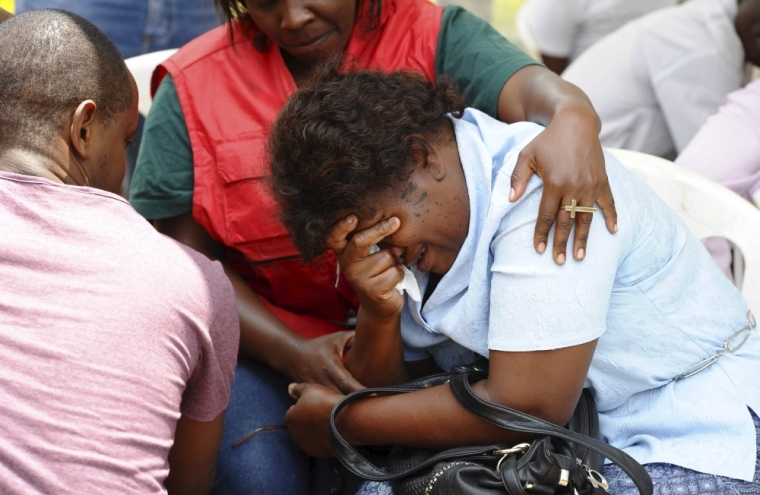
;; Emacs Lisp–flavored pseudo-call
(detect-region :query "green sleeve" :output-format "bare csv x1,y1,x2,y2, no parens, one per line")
436,5,542,118
129,75,195,220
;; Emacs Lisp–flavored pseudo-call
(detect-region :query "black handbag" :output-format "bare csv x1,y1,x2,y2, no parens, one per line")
328,361,653,495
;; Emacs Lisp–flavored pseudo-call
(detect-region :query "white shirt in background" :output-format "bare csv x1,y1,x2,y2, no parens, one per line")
516,0,678,63
562,0,745,159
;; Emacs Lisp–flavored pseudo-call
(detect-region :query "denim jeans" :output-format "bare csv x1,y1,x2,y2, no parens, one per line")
15,0,219,58
212,359,364,495
212,359,310,495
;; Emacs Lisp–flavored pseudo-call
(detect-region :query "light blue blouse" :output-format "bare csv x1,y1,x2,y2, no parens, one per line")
399,109,760,480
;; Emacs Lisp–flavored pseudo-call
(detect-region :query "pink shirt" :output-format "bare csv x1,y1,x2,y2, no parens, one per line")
0,172,239,494
677,78,760,200
676,79,760,277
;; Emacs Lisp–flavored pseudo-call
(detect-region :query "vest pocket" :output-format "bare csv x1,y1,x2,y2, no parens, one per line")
215,135,269,183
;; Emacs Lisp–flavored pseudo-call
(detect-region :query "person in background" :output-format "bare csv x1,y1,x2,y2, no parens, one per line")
563,0,760,160
516,0,677,75
15,0,220,196
14,0,219,59
129,0,619,492
676,78,760,278
0,7,10,21
0,10,239,494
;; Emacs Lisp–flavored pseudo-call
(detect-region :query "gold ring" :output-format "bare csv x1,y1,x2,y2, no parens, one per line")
563,199,598,219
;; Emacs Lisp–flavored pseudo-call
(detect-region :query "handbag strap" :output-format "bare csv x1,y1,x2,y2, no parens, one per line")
449,373,653,495
329,379,497,481
328,372,652,495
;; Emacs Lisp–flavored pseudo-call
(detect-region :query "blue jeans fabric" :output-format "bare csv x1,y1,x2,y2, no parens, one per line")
212,359,361,495
15,0,219,58
212,359,309,495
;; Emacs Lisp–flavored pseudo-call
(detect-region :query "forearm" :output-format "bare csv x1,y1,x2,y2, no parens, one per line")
498,65,600,132
345,308,408,387
336,380,532,449
337,344,596,449
223,266,307,373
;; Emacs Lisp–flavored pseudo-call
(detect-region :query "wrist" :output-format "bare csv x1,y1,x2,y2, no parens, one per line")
357,304,402,327
550,101,601,134
270,333,308,377
334,401,362,446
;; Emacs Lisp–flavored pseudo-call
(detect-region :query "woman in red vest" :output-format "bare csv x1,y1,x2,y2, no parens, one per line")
129,0,618,492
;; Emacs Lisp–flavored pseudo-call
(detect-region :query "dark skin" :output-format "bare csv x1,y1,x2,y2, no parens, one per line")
0,77,224,495
736,0,760,67
284,129,598,456
158,0,615,394
541,54,569,75
0,8,12,23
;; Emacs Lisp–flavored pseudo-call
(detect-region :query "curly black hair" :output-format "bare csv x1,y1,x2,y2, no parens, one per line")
214,0,382,46
269,67,466,259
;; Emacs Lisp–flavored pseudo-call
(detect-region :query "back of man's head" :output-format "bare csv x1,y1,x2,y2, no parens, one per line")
0,9,132,155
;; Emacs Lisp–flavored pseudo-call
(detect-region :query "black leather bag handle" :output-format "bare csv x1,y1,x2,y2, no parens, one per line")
328,372,653,495
449,373,653,495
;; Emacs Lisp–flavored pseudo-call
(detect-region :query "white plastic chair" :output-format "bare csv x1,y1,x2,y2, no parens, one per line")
125,48,177,117
608,148,760,313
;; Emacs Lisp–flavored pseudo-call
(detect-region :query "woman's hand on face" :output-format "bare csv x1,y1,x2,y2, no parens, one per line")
286,330,364,394
285,383,344,458
327,216,405,322
510,113,618,264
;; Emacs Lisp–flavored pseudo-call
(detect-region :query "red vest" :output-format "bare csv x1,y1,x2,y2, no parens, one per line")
154,0,443,338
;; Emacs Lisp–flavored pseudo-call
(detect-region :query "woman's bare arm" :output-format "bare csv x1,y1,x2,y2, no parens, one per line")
155,212,363,393
286,340,597,456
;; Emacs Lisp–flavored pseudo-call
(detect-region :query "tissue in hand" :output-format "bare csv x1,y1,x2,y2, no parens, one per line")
369,245,422,302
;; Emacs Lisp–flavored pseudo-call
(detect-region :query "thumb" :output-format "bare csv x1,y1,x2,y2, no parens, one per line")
288,382,308,400
340,330,355,351
511,150,537,203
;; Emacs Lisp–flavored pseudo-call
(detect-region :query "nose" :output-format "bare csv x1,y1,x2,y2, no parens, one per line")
280,1,315,30
381,244,405,264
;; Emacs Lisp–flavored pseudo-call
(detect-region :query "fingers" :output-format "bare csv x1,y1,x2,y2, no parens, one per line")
326,216,357,255
571,200,595,261
329,365,364,394
323,332,365,393
596,187,618,235
510,150,538,203
551,197,575,265
288,382,308,400
534,191,561,256
338,330,355,354
347,217,400,256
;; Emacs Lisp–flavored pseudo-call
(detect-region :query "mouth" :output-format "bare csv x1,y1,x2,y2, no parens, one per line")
404,245,427,268
282,30,333,49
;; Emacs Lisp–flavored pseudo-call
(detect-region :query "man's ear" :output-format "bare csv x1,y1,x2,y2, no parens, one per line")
409,135,445,181
69,100,98,160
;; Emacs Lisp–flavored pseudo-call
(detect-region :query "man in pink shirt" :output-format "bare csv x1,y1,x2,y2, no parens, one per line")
677,78,760,202
0,10,239,494
676,78,760,277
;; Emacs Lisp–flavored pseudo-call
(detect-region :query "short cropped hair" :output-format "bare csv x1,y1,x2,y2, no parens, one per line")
269,68,465,259
0,9,133,152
